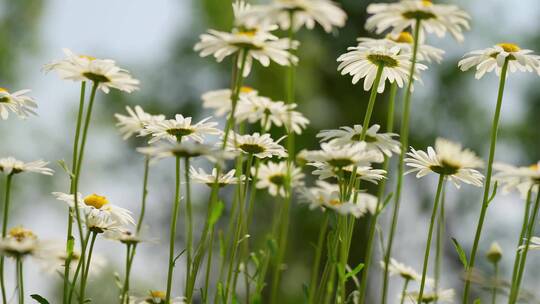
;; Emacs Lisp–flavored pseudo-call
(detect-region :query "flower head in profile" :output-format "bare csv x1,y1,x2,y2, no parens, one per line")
519,237,540,251
337,45,426,93
44,48,140,93
53,192,134,233
405,138,484,188
226,132,287,159
403,288,455,303
40,249,106,277
194,2,298,77
379,258,427,283
366,0,470,42
493,161,540,197
0,88,38,120
0,227,56,259
241,0,347,33
145,114,221,144
104,228,145,245
201,86,259,117
255,161,304,197
138,142,226,163
357,33,445,64
317,124,401,157
304,142,383,172
458,43,540,79
0,157,54,176
310,161,386,183
129,290,186,304
190,167,244,187
114,105,166,140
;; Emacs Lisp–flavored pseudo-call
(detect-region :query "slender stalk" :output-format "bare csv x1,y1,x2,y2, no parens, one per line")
136,157,150,234
507,186,532,301
222,50,249,149
435,184,446,300
165,156,182,303
63,81,86,304
509,189,540,304
120,244,133,304
184,157,194,302
307,214,330,304
79,231,98,303
417,174,445,302
203,225,215,303
16,256,24,304
67,230,90,303
0,173,13,304
381,19,421,304
400,279,410,304
270,186,292,304
462,58,510,304
491,262,499,304
357,81,397,304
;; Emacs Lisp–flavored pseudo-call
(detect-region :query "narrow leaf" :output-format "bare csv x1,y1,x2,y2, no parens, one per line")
30,294,50,304
451,237,468,268
209,200,225,226
346,263,364,279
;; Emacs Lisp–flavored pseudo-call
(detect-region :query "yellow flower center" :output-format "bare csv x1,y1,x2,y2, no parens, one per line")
391,32,414,44
0,88,7,93
83,194,109,209
329,199,341,206
240,86,255,93
150,290,166,300
8,226,36,241
79,55,96,61
422,0,433,7
238,30,257,37
497,43,521,53
530,164,539,171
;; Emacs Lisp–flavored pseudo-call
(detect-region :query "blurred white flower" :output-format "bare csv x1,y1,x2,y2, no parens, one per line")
493,161,540,197
137,142,226,163
40,248,106,277
44,48,140,93
226,132,287,159
145,114,221,144
0,227,57,259
0,157,54,176
304,142,383,171
129,290,186,304
459,43,540,79
114,105,165,140
201,86,259,117
366,0,470,42
405,138,484,188
189,167,243,187
518,237,540,251
310,164,386,184
403,288,455,303
0,88,37,120
254,161,304,197
379,258,428,283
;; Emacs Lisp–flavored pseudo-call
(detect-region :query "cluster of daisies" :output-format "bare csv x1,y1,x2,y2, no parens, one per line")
2,0,540,304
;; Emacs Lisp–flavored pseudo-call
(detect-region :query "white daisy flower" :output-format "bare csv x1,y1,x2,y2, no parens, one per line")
0,88,38,120
53,192,134,233
201,86,259,117
114,105,166,140
254,161,304,197
337,45,426,93
137,142,227,163
40,249,106,277
304,142,384,170
236,96,309,134
194,2,298,77
226,132,287,159
458,43,540,79
357,32,445,64
317,124,401,157
0,157,54,176
405,138,484,188
518,237,540,251
240,0,347,33
366,0,470,42
403,288,455,303
44,48,140,93
379,258,425,282
189,167,244,187
493,161,540,197
145,114,221,144
309,161,386,184
129,291,186,304
0,227,56,259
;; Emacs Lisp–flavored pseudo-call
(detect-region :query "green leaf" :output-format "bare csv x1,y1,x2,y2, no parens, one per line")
30,294,50,304
172,249,186,266
209,200,225,226
302,283,309,300
345,263,364,279
451,237,468,268
57,159,74,179
473,299,482,304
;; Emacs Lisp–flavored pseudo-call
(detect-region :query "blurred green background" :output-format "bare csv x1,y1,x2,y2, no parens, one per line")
1,0,540,302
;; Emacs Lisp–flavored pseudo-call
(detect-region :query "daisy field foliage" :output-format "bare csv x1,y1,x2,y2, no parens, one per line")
2,0,540,303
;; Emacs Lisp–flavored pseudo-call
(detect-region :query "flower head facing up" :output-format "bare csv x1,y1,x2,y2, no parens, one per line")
145,114,221,144
494,161,540,196
255,161,304,197
357,34,445,64
240,0,347,33
366,0,470,42
337,45,426,93
190,167,244,187
226,132,287,159
44,48,140,93
405,138,484,188
194,2,298,77
115,105,166,140
0,157,54,176
0,88,38,120
458,43,540,79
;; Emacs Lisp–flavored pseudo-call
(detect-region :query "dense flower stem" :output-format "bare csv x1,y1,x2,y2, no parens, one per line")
120,244,133,304
79,231,98,303
435,184,446,300
381,19,421,304
462,58,510,304
16,257,24,304
0,173,13,303
509,189,540,304
357,81,398,304
63,81,86,304
270,186,292,304
491,261,499,304
184,157,195,302
307,214,330,304
399,279,410,304
67,230,90,303
507,187,532,302
165,156,182,303
417,174,445,302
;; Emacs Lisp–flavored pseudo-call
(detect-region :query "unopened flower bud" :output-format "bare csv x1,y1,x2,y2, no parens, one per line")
486,242,503,263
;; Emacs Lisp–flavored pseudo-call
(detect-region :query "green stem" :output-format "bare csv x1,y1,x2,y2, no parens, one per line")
492,262,499,304
357,82,397,304
435,184,446,302
203,226,215,303
417,174,445,302
307,214,329,304
400,279,410,304
136,157,150,234
509,188,540,304
462,57,510,304
165,156,182,303
270,185,292,304
68,230,90,303
121,244,133,304
17,256,24,304
79,231,98,303
184,157,194,302
0,173,13,304
381,19,421,304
